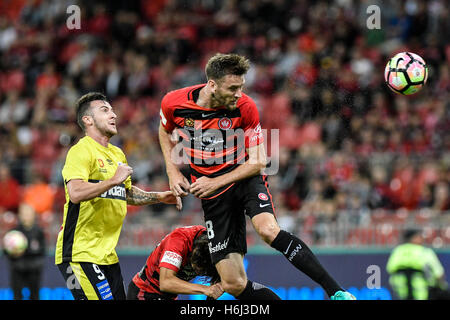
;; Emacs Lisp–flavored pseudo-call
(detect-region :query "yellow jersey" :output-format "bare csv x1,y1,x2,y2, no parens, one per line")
55,136,132,265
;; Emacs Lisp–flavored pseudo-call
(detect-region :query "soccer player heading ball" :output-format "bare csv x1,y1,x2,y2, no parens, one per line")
158,53,355,300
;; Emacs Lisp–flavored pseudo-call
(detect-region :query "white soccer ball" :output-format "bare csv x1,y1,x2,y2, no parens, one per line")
384,51,428,95
3,230,28,256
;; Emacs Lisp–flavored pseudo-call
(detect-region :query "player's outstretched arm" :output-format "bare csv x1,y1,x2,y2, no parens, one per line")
159,267,224,299
126,186,182,210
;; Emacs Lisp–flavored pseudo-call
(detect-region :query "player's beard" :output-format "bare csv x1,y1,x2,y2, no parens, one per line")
93,117,117,138
211,92,238,110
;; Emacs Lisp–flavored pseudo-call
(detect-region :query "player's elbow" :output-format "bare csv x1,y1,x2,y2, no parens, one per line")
66,180,80,204
159,279,175,293
68,192,82,204
159,269,175,293
66,186,81,204
159,281,168,293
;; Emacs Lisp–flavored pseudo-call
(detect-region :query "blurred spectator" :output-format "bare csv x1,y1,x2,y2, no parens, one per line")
3,203,46,300
432,181,450,212
0,90,30,126
22,172,55,217
0,163,20,214
368,165,394,209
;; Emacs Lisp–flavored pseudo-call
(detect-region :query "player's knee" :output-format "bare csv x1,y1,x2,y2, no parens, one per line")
256,223,280,245
221,277,247,296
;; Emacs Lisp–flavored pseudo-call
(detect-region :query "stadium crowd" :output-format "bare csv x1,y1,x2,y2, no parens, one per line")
0,0,448,247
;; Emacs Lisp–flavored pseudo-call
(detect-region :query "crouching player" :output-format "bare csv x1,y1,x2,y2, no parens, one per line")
127,225,224,300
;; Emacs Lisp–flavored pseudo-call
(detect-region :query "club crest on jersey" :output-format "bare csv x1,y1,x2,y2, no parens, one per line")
97,159,108,173
258,193,269,201
218,117,232,130
184,118,194,127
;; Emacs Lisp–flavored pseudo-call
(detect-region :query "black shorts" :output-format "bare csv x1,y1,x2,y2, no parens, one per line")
57,262,125,300
201,175,275,264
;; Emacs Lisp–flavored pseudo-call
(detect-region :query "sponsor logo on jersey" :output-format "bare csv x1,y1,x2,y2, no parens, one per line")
161,251,183,269
100,185,126,200
89,180,126,201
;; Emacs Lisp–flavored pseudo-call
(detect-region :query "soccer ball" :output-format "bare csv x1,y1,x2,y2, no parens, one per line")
3,230,28,256
384,52,428,95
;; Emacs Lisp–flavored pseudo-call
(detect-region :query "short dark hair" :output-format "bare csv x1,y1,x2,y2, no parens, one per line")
402,228,421,242
205,53,250,82
75,92,107,131
191,232,220,284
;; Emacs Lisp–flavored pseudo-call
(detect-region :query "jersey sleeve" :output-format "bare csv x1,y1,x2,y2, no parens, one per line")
241,97,264,148
62,145,92,183
424,248,444,280
160,94,176,133
158,233,188,273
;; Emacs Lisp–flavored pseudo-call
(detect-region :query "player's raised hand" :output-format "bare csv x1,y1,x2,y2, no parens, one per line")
112,163,133,185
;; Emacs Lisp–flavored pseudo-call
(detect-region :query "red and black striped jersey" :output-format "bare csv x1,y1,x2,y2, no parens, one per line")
160,84,264,180
132,225,206,300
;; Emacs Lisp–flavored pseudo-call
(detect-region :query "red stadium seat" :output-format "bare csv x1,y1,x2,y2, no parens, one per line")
393,210,409,224
414,210,433,225
441,227,450,244
132,227,145,246
374,224,399,245
346,228,375,245
370,210,388,224
421,227,439,245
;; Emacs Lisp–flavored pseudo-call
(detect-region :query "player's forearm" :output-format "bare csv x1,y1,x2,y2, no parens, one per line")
214,158,266,188
126,185,161,206
160,277,210,296
67,179,119,204
217,143,268,187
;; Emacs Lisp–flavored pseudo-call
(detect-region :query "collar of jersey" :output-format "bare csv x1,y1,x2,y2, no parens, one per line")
84,135,111,150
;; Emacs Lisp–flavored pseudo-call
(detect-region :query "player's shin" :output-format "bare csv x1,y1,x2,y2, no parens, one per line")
270,230,343,297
